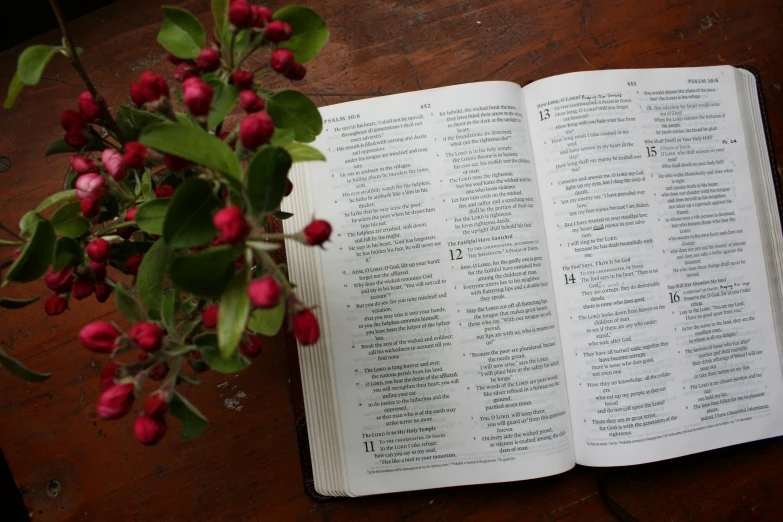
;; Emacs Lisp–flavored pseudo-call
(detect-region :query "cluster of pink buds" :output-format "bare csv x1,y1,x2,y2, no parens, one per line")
80,318,171,445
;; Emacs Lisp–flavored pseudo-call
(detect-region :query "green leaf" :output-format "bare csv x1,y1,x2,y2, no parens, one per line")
274,6,329,63
212,0,228,42
36,190,77,212
17,45,58,85
139,122,242,178
114,284,147,324
203,345,250,373
116,106,163,142
169,246,238,298
194,333,250,373
0,347,50,382
273,211,294,220
247,298,286,336
163,178,219,248
44,138,103,156
246,146,292,214
175,112,198,127
157,6,205,60
6,216,55,283
0,296,39,309
135,198,169,236
19,211,39,236
4,72,24,109
50,202,91,238
170,391,208,440
281,142,325,162
141,171,155,200
270,127,296,146
161,291,178,332
137,240,173,311
266,90,322,143
53,237,82,271
206,81,238,131
218,268,250,357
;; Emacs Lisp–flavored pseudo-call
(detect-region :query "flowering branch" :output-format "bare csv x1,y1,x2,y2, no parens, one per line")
48,0,124,142
0,1,331,446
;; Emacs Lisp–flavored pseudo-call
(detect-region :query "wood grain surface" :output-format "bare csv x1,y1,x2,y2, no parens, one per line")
1,0,782,520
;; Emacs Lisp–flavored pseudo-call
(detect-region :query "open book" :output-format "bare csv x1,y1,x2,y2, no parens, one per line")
281,65,783,497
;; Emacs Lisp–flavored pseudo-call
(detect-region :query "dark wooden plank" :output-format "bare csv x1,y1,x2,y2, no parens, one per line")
0,0,782,520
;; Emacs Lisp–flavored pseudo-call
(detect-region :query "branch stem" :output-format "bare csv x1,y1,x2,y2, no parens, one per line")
48,0,124,142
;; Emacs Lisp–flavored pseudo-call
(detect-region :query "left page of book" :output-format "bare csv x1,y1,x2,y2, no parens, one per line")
283,82,574,496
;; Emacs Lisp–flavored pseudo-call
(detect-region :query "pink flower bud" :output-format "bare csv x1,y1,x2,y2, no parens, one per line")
61,109,85,131
143,392,169,418
125,207,138,221
137,352,168,380
285,179,293,197
270,48,294,73
239,112,274,149
231,69,254,90
129,82,146,108
79,321,121,353
149,362,169,381
125,254,144,276
102,148,126,180
134,414,166,445
228,0,252,29
75,173,107,201
65,127,89,148
196,48,221,72
285,62,307,81
213,206,250,244
265,21,293,42
163,154,191,172
123,142,148,170
155,184,175,198
70,155,99,174
44,294,68,316
95,283,112,303
139,72,170,103
248,277,281,309
174,61,199,82
130,321,164,352
166,51,183,65
240,333,263,357
100,362,120,392
90,261,107,281
250,5,273,27
72,276,94,300
303,219,332,246
44,267,74,293
86,238,112,263
96,383,135,420
182,76,214,116
202,304,218,328
78,91,101,122
238,90,265,113
292,307,320,345
80,197,100,218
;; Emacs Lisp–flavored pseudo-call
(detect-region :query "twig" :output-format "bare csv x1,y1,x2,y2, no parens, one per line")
0,221,23,242
258,249,292,294
49,0,125,142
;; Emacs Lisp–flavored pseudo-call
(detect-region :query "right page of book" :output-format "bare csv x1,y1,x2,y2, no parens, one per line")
522,65,783,466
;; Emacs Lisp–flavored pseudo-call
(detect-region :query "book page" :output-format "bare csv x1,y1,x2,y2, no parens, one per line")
285,82,574,496
523,66,783,466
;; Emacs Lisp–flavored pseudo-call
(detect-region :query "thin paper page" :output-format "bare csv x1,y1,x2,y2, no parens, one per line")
289,82,574,495
523,66,783,466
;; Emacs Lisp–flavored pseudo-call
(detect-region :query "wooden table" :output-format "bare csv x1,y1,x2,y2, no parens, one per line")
1,0,782,520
